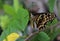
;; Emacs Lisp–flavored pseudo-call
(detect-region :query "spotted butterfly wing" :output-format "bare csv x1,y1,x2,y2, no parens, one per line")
31,13,55,31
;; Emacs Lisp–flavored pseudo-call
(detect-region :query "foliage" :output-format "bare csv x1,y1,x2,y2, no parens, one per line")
0,0,29,41
48,0,55,12
16,37,25,41
0,0,60,41
0,0,4,9
0,15,10,30
31,32,50,41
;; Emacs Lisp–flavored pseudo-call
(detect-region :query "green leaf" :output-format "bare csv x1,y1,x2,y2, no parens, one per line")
0,7,29,41
38,32,50,41
16,37,25,41
0,1,29,41
0,0,4,9
48,0,55,12
49,28,60,41
31,32,50,41
3,4,29,31
45,25,60,41
0,15,10,30
3,4,15,16
16,8,29,31
0,25,20,41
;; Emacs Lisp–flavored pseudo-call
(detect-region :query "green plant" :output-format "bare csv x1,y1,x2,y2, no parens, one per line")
0,0,4,9
0,0,60,41
0,0,29,41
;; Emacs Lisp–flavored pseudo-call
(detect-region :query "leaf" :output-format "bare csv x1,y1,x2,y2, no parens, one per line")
0,15,10,30
16,37,25,41
48,0,55,12
16,8,29,31
0,0,4,9
4,4,29,31
31,32,50,41
38,32,50,41
9,19,24,31
0,1,29,41
49,27,60,41
0,7,29,41
3,4,15,16
0,25,20,41
45,25,60,41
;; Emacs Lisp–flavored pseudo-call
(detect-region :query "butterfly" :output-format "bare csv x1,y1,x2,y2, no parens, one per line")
30,12,55,31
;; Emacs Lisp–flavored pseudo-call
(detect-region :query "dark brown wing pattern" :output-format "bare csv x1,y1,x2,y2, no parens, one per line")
31,13,55,30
